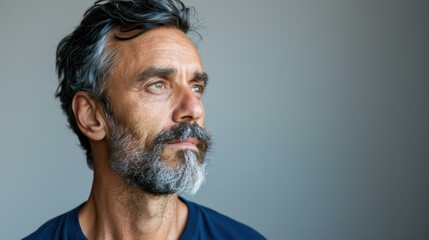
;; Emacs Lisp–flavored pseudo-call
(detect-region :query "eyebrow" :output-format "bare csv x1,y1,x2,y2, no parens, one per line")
193,71,209,86
137,67,177,83
137,67,209,86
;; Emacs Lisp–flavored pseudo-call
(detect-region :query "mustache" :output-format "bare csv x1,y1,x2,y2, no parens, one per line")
152,122,212,153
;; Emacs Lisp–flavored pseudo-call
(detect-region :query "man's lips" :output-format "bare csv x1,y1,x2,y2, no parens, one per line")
167,137,200,150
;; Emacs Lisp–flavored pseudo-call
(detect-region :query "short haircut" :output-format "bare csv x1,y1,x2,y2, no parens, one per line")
55,0,199,168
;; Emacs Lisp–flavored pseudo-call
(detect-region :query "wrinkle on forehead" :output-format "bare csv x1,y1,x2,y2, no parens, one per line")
109,27,202,64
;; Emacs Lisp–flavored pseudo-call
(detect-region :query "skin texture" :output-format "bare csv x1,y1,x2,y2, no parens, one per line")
71,27,207,240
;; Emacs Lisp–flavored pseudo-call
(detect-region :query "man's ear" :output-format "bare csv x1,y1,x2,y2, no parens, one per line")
72,91,106,141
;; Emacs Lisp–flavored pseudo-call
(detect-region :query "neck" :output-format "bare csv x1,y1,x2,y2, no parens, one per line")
78,160,188,240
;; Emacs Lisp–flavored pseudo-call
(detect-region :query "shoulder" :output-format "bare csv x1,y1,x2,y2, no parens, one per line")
23,204,86,240
182,198,266,240
23,213,69,240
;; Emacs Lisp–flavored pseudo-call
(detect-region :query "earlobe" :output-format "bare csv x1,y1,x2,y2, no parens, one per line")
72,92,106,141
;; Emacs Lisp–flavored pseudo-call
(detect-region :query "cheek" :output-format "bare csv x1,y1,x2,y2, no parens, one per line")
132,103,171,138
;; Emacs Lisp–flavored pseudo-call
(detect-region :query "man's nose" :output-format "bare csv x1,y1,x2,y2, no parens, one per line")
172,87,204,123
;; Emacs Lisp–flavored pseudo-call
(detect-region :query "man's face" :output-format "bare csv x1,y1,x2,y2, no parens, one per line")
102,27,212,195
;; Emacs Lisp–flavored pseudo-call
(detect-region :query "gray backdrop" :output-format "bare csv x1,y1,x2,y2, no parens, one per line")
1,0,428,239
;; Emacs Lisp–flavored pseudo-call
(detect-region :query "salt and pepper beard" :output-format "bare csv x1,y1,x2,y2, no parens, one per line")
104,108,212,195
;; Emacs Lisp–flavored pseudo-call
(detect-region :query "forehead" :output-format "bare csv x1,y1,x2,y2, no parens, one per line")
108,27,203,71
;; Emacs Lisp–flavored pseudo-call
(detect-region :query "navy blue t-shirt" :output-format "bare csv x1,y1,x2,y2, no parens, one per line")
24,198,265,239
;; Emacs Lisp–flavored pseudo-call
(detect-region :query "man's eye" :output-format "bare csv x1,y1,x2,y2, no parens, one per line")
149,81,165,89
191,85,204,94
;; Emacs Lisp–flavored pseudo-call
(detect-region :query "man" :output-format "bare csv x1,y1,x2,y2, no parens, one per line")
25,0,265,239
